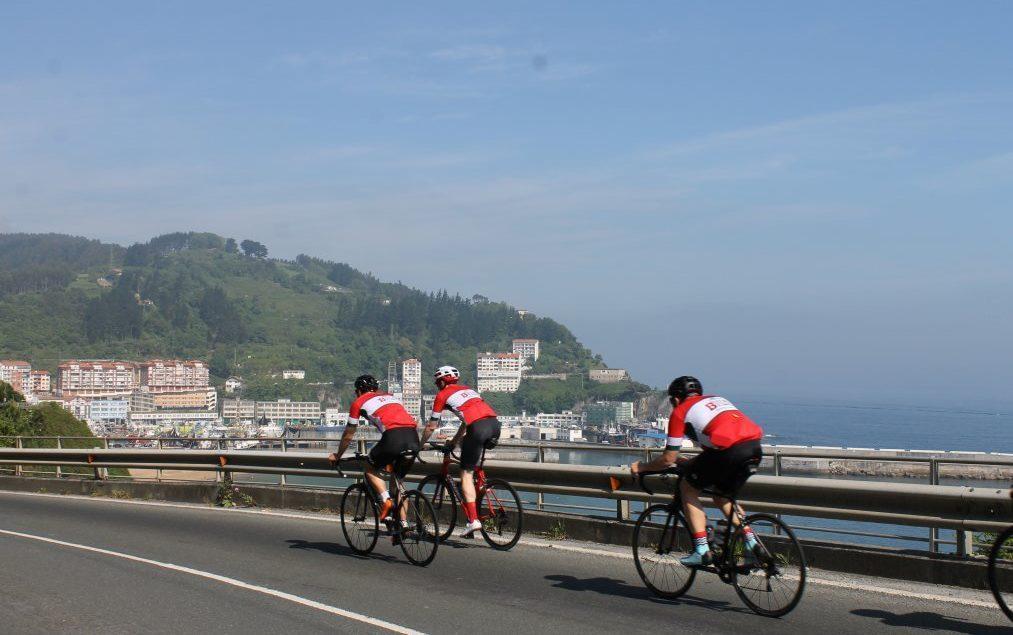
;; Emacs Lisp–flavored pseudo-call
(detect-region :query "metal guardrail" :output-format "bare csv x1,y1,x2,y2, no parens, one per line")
0,444,1009,558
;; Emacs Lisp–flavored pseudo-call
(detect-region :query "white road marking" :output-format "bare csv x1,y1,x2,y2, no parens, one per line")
0,489,998,610
0,528,425,634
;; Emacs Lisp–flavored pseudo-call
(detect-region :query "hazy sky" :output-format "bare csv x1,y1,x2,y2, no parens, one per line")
2,2,1011,406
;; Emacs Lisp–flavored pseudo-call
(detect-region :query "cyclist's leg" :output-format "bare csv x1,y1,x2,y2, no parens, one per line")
366,434,394,516
458,420,493,534
680,450,725,564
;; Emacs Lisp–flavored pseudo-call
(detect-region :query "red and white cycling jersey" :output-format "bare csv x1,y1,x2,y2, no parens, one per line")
667,395,763,450
430,384,497,425
348,391,417,432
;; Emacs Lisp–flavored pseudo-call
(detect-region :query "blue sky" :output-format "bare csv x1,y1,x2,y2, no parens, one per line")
2,2,1012,406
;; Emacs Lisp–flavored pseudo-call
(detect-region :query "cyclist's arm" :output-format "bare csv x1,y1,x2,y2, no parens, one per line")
335,421,358,461
420,417,440,446
448,421,467,449
633,448,679,474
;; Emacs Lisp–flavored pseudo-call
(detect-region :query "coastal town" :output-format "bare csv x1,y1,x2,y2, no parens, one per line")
1,338,667,447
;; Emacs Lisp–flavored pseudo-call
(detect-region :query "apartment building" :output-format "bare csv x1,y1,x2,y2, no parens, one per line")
58,361,139,398
132,387,217,412
88,399,130,424
476,352,523,393
535,411,585,427
140,360,210,392
511,338,540,364
222,399,256,423
0,360,33,396
30,370,51,394
401,358,422,422
589,368,629,383
282,369,306,380
256,399,321,424
585,401,635,426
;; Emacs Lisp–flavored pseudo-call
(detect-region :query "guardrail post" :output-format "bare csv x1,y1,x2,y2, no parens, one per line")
156,438,163,482
216,438,225,482
928,459,939,553
773,452,783,535
55,437,62,478
536,445,545,511
95,438,108,480
956,530,973,557
616,497,630,521
280,437,288,486
15,436,23,476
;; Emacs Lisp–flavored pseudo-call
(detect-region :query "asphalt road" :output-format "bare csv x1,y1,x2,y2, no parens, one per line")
0,491,1008,634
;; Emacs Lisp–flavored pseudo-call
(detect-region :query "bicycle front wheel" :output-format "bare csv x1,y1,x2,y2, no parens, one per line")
478,478,523,550
398,490,439,566
418,474,457,542
988,525,1013,622
730,513,807,617
340,483,379,555
632,504,696,598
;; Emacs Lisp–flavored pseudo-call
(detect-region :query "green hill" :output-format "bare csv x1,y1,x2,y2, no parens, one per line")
0,232,652,413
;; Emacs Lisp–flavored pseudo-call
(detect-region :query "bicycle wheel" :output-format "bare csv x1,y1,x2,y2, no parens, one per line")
418,474,457,542
397,490,439,566
632,504,696,598
988,525,1013,622
730,513,807,617
340,483,379,555
477,478,523,551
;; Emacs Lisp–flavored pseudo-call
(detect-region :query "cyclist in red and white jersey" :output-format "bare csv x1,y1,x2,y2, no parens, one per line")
334,374,420,521
420,365,501,537
631,376,763,566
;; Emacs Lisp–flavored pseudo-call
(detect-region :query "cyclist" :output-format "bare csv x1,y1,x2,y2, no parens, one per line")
420,365,501,538
631,376,763,566
334,374,421,523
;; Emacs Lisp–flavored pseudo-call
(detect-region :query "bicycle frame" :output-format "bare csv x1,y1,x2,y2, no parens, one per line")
434,445,504,521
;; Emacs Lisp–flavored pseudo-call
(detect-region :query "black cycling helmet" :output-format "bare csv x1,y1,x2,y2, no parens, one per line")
354,374,379,394
668,376,703,402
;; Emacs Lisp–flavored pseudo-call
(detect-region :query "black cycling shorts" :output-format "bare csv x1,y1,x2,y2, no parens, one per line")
460,417,501,471
368,427,420,476
683,439,762,496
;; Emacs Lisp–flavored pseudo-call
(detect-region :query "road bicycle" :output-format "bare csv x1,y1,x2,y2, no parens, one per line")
630,462,806,617
989,524,1013,621
417,441,523,550
335,449,439,566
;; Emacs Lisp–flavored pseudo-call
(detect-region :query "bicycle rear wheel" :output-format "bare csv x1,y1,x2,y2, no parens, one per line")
730,513,806,617
340,483,379,555
398,490,439,566
478,478,523,550
418,474,457,542
988,525,1013,621
632,504,696,598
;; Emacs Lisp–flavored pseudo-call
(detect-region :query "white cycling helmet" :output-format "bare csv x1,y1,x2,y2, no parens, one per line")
434,365,460,384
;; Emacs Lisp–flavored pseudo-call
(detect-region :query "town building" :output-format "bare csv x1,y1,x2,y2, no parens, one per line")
224,377,244,394
255,399,321,425
584,401,636,426
58,361,139,398
282,369,306,380
589,368,629,383
139,360,210,392
535,411,585,427
476,352,523,393
511,339,540,365
132,388,217,412
0,360,33,396
400,358,422,422
520,426,558,441
62,397,92,421
88,399,130,424
222,399,256,423
30,370,51,394
323,407,347,426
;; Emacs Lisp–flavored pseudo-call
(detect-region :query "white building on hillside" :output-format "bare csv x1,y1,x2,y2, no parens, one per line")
512,339,540,366
282,370,306,380
401,358,422,422
476,352,523,393
0,360,33,397
589,368,629,383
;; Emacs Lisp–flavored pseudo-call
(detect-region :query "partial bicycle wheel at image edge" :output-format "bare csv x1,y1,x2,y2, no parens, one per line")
988,525,1013,621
